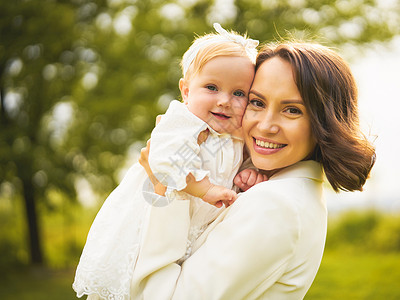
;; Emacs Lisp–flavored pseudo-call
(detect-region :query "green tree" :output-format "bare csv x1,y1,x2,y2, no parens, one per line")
1,0,399,266
235,0,399,45
0,0,96,265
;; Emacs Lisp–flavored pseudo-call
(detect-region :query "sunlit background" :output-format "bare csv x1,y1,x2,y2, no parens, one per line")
1,0,400,299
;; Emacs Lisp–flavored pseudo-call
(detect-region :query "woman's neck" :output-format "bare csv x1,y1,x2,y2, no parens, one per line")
260,168,282,178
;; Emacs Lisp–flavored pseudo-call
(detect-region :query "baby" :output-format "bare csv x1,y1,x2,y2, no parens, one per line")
73,23,266,300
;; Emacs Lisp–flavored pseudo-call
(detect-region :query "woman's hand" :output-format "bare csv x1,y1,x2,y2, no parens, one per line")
155,114,163,126
234,168,268,192
139,139,167,196
138,114,166,196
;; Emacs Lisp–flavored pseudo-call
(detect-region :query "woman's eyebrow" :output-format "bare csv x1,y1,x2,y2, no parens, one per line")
249,90,265,99
281,99,304,105
250,90,304,105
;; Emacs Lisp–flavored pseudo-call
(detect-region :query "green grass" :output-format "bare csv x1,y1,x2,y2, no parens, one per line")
306,251,400,299
0,251,399,299
0,267,77,300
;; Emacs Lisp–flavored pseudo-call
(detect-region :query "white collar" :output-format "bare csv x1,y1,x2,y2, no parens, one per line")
270,160,324,183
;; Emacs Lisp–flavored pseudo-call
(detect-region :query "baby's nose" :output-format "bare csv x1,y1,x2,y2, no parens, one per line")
217,93,231,106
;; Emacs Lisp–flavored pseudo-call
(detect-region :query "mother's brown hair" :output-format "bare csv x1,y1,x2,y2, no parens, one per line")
256,42,375,192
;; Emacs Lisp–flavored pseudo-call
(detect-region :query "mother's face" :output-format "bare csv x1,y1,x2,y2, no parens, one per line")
242,57,316,172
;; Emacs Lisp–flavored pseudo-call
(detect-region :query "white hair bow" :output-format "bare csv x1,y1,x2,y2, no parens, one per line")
182,23,259,76
213,23,259,54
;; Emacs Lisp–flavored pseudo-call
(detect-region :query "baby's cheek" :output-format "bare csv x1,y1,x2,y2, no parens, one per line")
234,100,247,115
235,105,247,125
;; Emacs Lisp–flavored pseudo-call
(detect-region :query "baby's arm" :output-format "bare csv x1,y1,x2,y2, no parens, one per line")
183,174,237,208
234,168,268,192
140,141,236,207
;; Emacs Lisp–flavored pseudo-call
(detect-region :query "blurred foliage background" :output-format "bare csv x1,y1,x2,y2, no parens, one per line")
1,0,400,299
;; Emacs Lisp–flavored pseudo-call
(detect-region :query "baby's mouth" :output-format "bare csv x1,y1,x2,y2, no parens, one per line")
211,112,230,120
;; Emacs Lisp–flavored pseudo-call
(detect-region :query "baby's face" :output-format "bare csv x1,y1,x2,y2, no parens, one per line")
181,56,255,134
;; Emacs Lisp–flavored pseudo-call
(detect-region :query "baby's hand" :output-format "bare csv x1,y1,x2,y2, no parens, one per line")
234,168,268,192
202,184,237,208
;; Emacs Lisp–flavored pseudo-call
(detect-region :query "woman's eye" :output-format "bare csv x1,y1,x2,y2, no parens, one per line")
206,85,217,91
233,90,245,97
249,99,265,108
284,107,302,115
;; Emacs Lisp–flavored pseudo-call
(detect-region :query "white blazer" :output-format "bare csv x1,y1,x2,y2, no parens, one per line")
131,160,327,300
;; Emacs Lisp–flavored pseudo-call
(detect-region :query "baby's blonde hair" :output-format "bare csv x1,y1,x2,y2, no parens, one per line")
180,24,259,81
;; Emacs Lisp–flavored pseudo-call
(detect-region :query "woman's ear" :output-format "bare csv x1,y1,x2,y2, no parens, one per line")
179,78,189,104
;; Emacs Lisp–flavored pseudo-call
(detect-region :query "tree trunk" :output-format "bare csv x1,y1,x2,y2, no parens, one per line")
0,85,6,126
22,179,44,265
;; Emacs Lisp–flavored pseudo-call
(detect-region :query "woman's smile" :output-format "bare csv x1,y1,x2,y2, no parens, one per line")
253,137,287,154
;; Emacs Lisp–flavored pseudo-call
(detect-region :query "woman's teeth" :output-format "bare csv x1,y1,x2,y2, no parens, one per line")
255,139,285,149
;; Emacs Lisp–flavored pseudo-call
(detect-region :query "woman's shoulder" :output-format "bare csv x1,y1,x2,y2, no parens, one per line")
242,161,323,201
228,161,325,225
231,180,300,221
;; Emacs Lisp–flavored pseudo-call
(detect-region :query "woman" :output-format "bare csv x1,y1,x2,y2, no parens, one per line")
132,42,375,299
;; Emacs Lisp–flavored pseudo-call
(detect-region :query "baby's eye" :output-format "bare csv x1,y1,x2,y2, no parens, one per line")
206,85,217,91
233,90,245,97
249,99,265,108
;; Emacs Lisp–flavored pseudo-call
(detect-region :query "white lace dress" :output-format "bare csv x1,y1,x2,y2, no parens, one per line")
73,100,243,300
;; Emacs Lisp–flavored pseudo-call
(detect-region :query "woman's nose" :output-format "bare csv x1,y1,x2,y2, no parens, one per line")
257,113,280,134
